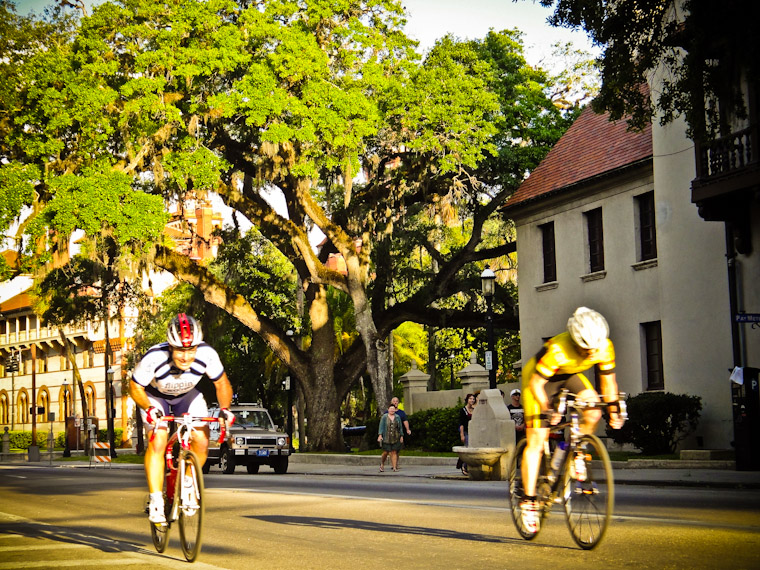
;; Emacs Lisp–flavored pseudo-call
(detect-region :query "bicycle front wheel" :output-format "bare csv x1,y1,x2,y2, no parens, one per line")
507,438,550,540
178,450,205,562
562,434,614,550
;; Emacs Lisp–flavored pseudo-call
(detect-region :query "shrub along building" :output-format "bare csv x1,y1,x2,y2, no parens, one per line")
0,200,223,450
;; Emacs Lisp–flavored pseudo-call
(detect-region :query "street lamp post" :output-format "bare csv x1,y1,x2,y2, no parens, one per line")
106,367,117,458
449,353,455,389
285,330,295,453
481,265,497,390
62,379,71,457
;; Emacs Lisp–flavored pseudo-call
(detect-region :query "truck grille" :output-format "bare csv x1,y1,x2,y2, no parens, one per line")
245,438,277,446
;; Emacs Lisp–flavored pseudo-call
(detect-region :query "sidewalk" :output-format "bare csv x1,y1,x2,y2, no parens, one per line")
288,453,760,489
4,450,760,488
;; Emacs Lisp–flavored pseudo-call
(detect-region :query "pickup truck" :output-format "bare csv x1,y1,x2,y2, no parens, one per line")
204,403,290,474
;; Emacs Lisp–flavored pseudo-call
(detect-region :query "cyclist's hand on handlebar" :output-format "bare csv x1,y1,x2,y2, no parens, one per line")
608,411,625,430
545,409,563,426
220,407,235,426
145,406,164,425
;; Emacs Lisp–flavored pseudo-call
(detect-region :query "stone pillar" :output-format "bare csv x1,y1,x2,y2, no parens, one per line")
465,388,515,480
398,362,430,415
458,351,489,397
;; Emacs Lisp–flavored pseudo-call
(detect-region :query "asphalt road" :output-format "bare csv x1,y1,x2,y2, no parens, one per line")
1,464,759,569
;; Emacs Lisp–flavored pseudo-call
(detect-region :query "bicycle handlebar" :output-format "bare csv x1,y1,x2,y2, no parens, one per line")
553,389,628,422
151,413,234,444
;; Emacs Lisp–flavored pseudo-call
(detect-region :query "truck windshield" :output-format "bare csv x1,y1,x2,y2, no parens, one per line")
233,410,272,429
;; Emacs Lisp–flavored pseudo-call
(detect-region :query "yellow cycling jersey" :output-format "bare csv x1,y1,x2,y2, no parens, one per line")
533,331,616,382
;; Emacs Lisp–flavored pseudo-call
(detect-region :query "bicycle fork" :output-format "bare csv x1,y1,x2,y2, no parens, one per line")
165,449,182,523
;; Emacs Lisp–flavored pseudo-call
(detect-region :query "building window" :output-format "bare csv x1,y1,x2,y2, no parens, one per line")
642,321,664,391
540,222,557,283
85,384,96,417
0,392,8,424
636,192,657,261
19,390,29,424
585,208,605,273
38,388,50,422
60,385,73,419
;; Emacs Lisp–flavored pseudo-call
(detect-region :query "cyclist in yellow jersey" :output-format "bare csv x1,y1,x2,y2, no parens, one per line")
520,307,625,533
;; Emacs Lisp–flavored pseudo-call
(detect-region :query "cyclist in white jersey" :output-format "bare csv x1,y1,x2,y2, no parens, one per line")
131,313,233,523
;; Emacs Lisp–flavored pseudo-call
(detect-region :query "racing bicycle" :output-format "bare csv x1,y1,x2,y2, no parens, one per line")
507,390,627,549
149,413,229,562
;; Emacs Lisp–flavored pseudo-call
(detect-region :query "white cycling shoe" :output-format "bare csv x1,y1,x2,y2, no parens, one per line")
520,499,540,534
148,495,166,524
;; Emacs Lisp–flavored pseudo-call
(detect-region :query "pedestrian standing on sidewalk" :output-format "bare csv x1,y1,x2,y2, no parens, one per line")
508,389,526,441
378,404,404,472
456,393,477,473
389,396,411,469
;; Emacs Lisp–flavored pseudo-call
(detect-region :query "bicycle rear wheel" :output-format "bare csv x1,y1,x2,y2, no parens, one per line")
562,434,614,550
178,450,205,562
507,438,551,540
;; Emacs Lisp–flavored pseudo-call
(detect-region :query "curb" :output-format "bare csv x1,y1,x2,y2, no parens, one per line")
290,453,454,467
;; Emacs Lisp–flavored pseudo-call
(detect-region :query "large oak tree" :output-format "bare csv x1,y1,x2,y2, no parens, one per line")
1,0,582,449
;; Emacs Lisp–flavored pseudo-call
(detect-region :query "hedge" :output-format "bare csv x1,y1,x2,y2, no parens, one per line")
606,392,702,455
3,429,125,449
362,403,462,453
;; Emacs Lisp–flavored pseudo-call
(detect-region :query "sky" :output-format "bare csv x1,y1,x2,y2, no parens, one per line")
14,0,596,66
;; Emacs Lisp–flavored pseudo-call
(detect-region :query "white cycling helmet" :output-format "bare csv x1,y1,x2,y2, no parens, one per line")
167,313,203,348
567,307,609,350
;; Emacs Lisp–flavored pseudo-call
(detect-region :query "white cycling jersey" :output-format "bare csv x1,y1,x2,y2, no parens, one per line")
132,342,225,396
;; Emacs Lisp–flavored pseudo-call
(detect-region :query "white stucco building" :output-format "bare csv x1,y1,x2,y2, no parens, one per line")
502,97,759,454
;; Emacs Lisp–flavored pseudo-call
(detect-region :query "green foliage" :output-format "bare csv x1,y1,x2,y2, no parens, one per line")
33,165,167,248
606,392,702,455
1,0,593,451
5,430,53,449
539,0,759,139
97,428,123,445
406,405,462,452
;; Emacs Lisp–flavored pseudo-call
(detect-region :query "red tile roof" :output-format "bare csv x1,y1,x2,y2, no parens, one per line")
503,106,652,211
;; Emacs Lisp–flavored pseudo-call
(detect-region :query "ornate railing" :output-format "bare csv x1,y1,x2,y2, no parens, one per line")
695,124,758,181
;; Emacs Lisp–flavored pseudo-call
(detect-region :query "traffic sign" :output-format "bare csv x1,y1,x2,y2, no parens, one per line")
736,313,760,323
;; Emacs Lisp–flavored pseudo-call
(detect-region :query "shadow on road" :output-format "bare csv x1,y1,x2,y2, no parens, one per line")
251,514,524,545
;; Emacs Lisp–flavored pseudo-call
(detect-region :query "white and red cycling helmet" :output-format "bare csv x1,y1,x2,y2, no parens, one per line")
167,313,203,348
567,307,609,350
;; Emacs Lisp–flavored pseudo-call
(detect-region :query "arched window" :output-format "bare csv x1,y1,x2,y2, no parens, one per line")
60,385,73,420
18,390,29,424
0,391,8,424
85,383,96,417
37,387,50,422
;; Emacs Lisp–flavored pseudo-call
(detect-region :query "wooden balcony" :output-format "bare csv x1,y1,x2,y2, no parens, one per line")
691,123,760,212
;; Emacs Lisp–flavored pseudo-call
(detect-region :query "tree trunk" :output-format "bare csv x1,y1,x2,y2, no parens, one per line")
427,325,437,391
58,329,87,411
299,284,342,450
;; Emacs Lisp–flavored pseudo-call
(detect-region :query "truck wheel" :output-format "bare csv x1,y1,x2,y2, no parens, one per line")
272,456,289,474
246,463,260,474
202,459,211,474
220,447,236,474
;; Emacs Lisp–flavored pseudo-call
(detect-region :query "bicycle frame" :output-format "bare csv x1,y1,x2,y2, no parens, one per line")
151,415,226,513
543,390,627,492
149,413,230,561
